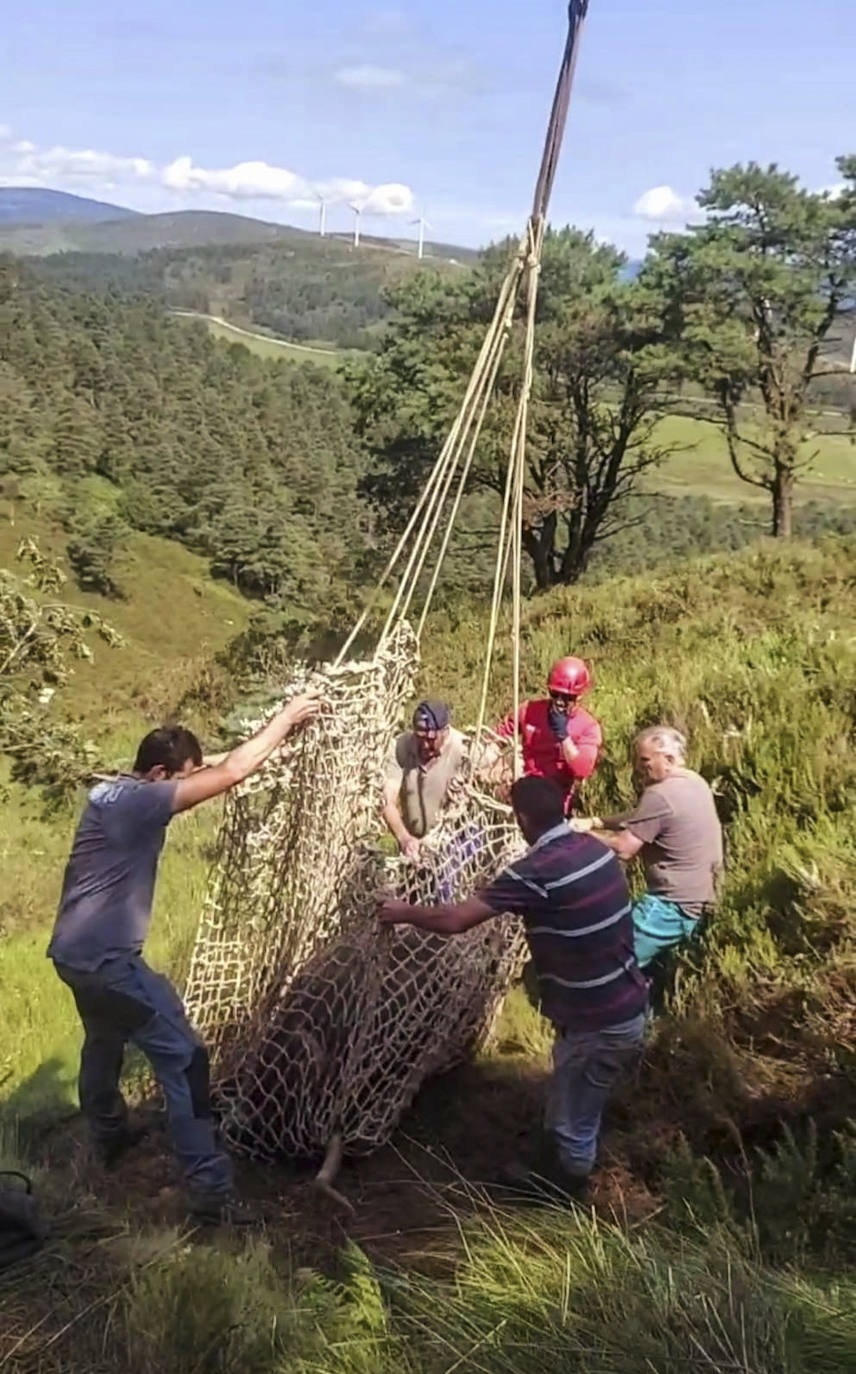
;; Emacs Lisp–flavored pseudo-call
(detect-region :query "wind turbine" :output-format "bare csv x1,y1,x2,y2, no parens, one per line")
411,209,431,260
315,193,330,238
349,201,364,249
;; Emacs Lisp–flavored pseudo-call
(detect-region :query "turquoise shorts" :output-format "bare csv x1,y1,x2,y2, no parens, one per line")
632,892,701,970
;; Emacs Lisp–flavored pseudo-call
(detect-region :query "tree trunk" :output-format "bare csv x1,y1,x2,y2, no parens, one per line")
771,463,794,538
558,534,589,585
522,515,557,591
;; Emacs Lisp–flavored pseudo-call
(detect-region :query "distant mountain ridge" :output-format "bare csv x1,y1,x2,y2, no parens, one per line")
0,186,139,224
0,192,478,263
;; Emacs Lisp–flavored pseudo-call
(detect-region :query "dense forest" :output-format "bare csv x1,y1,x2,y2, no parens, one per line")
0,258,368,619
3,250,856,646
30,234,460,350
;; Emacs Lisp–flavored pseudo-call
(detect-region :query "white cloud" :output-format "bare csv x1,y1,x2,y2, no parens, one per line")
0,126,415,219
161,161,413,215
0,124,12,142
162,155,306,201
362,182,414,214
334,64,405,90
632,185,694,222
8,143,154,189
315,177,372,203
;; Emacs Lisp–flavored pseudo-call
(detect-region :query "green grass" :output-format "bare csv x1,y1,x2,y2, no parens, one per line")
0,801,214,1120
173,311,351,369
5,1197,856,1372
650,413,856,503
0,505,250,738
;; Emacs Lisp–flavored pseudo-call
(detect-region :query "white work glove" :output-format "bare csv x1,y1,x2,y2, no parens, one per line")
569,817,598,833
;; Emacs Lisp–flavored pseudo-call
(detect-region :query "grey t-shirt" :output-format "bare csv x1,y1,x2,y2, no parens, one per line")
621,769,723,914
383,728,465,838
47,774,177,971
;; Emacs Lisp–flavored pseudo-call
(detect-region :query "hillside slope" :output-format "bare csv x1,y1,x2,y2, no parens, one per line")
0,508,250,740
0,208,304,256
21,222,465,349
1,536,855,1374
0,186,138,225
0,204,478,263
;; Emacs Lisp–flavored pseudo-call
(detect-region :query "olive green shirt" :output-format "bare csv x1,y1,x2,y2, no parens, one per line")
383,728,465,838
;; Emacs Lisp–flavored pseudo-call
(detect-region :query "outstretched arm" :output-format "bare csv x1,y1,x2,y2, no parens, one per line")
173,695,320,813
593,828,643,861
379,895,494,936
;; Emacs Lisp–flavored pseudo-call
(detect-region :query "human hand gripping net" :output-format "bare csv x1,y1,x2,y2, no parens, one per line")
184,622,527,1163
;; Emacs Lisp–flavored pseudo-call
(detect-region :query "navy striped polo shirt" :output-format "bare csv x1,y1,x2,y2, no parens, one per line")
479,822,648,1032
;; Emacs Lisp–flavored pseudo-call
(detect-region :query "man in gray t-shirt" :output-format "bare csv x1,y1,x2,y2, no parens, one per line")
48,698,318,1225
574,725,723,971
49,776,177,971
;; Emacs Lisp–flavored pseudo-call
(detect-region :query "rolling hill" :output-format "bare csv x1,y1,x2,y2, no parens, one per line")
0,185,139,225
0,197,479,264
26,224,470,350
0,207,311,256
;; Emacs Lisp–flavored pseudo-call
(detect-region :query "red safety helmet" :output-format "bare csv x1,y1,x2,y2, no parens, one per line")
547,656,592,697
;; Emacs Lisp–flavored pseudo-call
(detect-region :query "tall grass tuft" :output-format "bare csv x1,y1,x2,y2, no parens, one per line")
394,1204,856,1374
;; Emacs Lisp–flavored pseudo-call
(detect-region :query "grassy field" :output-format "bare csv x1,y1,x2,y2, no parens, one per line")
649,413,856,504
1,519,855,1371
172,310,351,369
0,507,250,737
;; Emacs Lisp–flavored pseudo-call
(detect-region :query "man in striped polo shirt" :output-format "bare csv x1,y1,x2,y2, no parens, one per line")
379,775,648,1197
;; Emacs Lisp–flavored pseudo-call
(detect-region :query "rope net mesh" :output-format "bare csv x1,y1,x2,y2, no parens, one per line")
184,1,591,1167
185,621,526,1160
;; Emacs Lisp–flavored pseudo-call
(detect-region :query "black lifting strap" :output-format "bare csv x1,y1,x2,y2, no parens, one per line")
531,0,591,224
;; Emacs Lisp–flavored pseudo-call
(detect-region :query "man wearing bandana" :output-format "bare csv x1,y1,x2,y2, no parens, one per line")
382,699,465,859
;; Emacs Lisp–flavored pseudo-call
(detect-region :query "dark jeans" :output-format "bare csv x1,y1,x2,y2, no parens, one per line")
546,1012,646,1177
54,954,232,1199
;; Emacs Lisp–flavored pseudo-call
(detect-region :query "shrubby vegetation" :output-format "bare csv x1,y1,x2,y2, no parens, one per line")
0,538,121,804
2,539,855,1372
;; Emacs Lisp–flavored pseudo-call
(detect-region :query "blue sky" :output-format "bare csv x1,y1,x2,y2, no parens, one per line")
1,0,852,254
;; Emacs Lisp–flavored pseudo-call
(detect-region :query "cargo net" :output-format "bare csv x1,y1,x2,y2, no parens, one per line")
184,621,526,1161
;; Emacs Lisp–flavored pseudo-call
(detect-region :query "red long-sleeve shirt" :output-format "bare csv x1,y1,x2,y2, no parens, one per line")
495,698,602,810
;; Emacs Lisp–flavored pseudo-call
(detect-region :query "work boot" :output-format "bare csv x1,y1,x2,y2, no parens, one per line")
495,1134,591,1205
497,1158,590,1205
95,1125,149,1171
187,1192,263,1228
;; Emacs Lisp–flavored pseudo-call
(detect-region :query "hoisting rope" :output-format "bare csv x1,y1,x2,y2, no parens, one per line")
334,0,591,730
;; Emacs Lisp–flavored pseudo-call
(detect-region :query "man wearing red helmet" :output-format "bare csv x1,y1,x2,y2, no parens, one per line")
493,657,602,814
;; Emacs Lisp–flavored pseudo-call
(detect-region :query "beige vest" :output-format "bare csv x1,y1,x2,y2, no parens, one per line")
384,728,465,837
